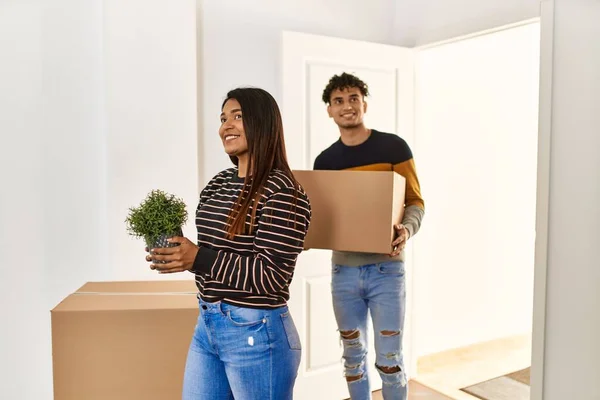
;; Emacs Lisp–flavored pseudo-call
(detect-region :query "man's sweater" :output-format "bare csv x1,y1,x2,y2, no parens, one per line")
313,129,424,266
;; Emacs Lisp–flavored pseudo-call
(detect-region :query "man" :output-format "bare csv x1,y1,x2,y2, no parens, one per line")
313,72,424,400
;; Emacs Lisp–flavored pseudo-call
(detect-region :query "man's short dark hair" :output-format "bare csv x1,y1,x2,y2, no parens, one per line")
322,72,369,104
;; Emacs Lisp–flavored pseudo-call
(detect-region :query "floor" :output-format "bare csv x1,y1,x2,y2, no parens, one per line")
343,380,452,400
373,381,453,399
413,333,532,399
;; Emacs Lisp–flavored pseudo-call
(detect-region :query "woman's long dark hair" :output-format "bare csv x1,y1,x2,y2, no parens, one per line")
222,87,300,238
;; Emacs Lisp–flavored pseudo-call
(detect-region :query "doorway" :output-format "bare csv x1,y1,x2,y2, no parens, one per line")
282,19,541,400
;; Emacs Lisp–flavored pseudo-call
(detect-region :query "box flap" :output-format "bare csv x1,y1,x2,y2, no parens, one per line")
76,279,197,294
52,293,198,312
51,280,199,313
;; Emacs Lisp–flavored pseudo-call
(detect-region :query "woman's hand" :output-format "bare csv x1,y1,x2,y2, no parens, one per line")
145,236,199,274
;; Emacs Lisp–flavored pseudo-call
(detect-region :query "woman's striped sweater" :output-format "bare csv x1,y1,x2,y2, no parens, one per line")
191,168,311,309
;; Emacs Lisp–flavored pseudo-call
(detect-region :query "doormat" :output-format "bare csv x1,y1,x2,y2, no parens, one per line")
461,367,530,400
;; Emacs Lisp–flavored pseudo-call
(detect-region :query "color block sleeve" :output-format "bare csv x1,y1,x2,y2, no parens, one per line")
393,158,425,238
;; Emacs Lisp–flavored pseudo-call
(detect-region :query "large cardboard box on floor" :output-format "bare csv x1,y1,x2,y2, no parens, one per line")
293,170,406,254
51,280,199,400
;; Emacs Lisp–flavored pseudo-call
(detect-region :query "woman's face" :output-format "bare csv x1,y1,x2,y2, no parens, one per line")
219,98,249,157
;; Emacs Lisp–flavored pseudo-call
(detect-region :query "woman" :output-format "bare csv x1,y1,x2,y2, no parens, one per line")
146,87,311,400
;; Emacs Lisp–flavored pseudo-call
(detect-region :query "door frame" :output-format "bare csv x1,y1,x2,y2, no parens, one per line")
281,32,417,398
532,3,553,399
281,9,553,398
413,10,552,400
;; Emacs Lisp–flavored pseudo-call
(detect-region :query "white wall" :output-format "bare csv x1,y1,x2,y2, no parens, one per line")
413,22,540,357
0,0,198,398
1,0,107,398
393,0,539,46
103,0,199,280
543,1,600,398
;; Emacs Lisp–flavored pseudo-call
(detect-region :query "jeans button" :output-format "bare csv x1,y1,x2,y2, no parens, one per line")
201,305,208,310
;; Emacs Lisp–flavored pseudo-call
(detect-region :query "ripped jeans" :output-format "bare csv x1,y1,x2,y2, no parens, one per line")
331,262,407,400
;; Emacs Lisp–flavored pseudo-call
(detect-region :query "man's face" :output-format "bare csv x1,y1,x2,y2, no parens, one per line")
327,87,367,129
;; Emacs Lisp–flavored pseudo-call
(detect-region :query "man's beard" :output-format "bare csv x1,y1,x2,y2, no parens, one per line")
339,121,362,129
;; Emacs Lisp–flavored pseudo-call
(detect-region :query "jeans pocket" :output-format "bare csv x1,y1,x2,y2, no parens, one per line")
226,306,267,327
377,262,405,276
280,311,302,350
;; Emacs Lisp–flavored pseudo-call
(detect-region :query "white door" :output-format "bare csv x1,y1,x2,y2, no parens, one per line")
282,31,416,400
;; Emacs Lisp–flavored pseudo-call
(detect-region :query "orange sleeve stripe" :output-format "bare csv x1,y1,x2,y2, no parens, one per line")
344,163,392,172
393,159,425,210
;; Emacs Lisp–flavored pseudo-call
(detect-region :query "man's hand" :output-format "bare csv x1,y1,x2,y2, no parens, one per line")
390,224,409,257
146,236,199,274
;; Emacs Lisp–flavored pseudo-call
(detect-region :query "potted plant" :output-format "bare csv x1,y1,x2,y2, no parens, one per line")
125,189,189,258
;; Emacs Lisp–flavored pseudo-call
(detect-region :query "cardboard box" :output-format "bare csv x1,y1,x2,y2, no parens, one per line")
293,170,406,254
51,280,199,400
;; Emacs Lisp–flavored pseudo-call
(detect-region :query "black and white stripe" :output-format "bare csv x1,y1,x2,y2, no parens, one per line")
191,168,311,309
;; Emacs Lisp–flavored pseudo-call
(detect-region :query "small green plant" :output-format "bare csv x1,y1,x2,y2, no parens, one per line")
125,189,188,248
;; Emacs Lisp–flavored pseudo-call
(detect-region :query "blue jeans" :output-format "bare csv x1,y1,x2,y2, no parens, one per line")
182,299,302,400
332,262,408,400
